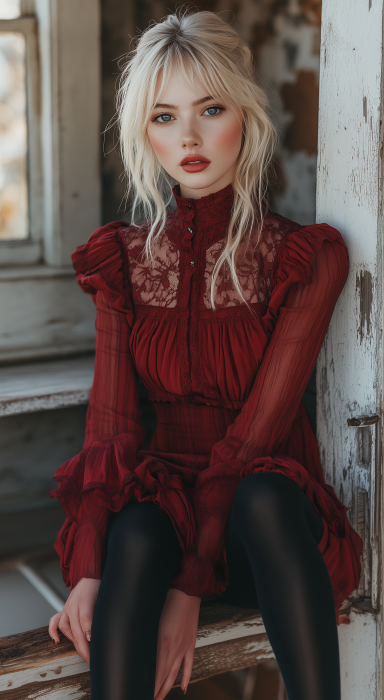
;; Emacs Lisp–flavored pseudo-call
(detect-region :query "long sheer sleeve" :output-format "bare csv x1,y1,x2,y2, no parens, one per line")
171,231,352,599
50,223,145,589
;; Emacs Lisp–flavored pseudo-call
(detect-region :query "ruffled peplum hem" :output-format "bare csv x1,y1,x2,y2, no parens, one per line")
52,435,362,623
169,453,361,624
50,436,197,589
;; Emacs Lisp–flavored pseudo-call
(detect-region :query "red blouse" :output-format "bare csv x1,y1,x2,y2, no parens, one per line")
51,184,362,621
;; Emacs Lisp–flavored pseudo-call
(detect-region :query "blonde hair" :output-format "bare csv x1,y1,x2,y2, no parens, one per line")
117,9,276,307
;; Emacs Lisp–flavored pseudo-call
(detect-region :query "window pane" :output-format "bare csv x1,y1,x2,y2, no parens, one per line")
0,32,28,240
0,1,20,20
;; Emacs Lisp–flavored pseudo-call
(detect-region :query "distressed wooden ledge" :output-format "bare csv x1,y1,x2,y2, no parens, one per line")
0,355,95,417
0,603,273,699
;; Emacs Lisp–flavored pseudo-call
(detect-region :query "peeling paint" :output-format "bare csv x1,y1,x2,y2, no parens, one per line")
356,270,373,340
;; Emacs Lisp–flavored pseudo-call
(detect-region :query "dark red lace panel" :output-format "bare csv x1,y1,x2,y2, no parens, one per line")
122,226,180,308
203,219,288,309
122,213,296,310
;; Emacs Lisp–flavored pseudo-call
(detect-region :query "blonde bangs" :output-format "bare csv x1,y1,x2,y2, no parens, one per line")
117,9,277,307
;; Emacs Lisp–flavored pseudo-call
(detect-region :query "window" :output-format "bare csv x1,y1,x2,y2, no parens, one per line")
0,3,42,264
0,0,101,362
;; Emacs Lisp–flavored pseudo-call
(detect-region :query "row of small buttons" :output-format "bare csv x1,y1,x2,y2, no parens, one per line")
187,205,195,265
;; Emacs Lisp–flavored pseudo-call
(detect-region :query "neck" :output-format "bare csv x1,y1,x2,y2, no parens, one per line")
178,167,235,200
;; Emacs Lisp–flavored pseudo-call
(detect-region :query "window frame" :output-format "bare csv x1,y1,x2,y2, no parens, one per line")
0,0,101,363
0,16,43,265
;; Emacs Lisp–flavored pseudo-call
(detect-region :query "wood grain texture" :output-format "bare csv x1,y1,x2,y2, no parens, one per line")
0,604,273,698
0,671,91,700
175,633,274,686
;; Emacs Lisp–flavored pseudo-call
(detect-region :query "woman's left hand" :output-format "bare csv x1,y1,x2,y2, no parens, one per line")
154,588,201,699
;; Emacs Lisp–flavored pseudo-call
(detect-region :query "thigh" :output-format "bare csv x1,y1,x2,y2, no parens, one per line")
231,472,324,547
221,513,259,608
90,501,182,700
106,500,182,578
220,472,324,609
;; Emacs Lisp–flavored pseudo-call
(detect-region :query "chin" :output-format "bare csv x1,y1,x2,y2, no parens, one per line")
178,174,225,192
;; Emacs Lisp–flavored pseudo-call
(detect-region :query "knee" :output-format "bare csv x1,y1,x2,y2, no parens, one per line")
107,502,166,561
232,472,294,532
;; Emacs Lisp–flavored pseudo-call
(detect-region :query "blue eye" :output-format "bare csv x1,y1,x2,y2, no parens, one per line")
154,114,173,123
204,106,223,116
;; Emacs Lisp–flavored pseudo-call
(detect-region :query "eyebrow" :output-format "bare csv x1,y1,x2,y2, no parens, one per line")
153,95,215,109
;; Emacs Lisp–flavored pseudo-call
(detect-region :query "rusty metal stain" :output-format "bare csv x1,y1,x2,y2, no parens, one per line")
356,270,373,340
347,414,379,427
363,96,367,123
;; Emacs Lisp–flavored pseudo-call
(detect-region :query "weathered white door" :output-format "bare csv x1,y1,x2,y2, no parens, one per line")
316,1,383,697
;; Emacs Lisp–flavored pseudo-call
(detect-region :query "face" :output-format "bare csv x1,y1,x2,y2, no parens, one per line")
147,69,243,199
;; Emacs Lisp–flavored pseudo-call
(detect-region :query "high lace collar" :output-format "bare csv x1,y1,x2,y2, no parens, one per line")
173,183,233,219
171,183,234,251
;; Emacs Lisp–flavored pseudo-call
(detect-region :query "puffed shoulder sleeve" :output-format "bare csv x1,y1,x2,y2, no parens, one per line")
262,222,348,333
50,222,145,589
71,220,134,320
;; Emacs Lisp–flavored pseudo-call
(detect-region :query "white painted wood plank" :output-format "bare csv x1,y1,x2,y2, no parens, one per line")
0,356,94,416
0,274,96,364
0,615,268,692
338,612,380,699
0,652,88,691
317,0,384,698
195,614,266,648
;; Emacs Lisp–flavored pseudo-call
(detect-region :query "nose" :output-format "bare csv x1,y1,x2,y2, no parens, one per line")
181,122,202,150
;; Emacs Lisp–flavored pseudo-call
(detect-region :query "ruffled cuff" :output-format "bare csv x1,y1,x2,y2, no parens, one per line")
50,430,144,517
54,509,109,589
171,552,227,599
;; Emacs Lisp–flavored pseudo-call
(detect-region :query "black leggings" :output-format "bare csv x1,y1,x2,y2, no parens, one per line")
90,473,340,700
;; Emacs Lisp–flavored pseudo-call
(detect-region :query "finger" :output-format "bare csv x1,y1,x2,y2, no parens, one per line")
48,612,62,644
58,611,75,643
181,645,195,693
155,644,170,698
79,606,94,643
69,602,91,665
155,656,184,700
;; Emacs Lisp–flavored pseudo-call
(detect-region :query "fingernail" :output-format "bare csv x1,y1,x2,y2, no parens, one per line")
86,632,91,642
184,688,187,695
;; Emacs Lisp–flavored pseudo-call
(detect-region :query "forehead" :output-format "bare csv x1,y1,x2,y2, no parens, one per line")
155,66,211,104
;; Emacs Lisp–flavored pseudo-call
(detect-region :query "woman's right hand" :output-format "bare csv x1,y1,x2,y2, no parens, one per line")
49,577,101,665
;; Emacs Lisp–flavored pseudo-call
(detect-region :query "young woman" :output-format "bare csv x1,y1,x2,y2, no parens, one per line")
49,10,362,700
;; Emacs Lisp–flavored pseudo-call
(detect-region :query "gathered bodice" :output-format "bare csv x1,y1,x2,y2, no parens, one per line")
119,184,301,408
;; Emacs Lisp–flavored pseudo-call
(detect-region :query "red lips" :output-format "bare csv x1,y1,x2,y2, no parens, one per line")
180,155,211,173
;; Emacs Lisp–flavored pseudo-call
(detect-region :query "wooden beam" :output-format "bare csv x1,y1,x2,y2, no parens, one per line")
0,604,273,698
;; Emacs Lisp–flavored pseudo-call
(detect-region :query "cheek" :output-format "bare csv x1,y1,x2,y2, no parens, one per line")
211,118,243,155
147,128,173,162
